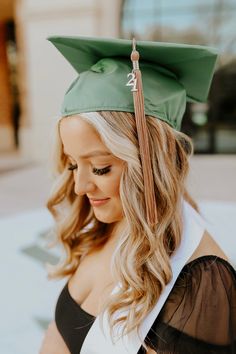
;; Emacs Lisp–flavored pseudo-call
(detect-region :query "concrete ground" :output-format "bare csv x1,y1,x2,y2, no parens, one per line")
0,152,236,354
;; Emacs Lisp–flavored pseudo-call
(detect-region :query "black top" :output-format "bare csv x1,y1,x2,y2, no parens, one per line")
55,256,236,354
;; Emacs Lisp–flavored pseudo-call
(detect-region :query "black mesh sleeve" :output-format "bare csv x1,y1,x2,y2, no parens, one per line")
142,256,236,354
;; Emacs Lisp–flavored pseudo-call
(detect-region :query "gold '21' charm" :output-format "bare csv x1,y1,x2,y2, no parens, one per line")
126,72,137,92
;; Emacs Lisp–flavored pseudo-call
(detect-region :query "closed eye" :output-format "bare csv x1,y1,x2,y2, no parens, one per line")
92,166,111,175
67,163,111,175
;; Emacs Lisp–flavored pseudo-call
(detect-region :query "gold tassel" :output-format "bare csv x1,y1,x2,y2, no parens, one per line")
126,38,158,227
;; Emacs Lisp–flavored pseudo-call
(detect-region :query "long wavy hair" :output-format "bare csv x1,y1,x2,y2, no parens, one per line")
47,111,198,338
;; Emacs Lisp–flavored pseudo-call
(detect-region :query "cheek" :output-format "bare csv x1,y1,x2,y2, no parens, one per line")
106,174,122,197
97,166,123,197
98,178,120,197
93,174,124,223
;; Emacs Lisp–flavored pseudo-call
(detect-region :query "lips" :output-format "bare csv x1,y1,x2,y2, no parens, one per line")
88,197,110,207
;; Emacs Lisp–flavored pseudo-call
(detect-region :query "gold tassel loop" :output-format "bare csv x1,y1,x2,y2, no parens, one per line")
126,38,158,227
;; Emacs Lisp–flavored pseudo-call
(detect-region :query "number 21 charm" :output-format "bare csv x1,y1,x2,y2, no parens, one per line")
126,72,137,92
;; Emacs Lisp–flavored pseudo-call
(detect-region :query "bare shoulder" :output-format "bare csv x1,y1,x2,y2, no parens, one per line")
187,229,228,264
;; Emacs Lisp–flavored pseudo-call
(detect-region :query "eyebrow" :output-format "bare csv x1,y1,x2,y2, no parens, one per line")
64,150,112,159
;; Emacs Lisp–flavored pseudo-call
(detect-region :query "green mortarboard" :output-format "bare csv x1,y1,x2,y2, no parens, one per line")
48,35,218,131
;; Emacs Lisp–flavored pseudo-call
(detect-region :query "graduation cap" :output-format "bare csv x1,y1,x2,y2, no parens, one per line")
48,35,218,226
48,35,218,130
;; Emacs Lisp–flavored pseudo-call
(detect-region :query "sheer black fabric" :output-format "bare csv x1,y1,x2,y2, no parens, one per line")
55,256,236,354
142,256,236,354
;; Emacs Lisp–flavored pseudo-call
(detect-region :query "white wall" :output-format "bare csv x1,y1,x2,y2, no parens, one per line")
15,0,122,162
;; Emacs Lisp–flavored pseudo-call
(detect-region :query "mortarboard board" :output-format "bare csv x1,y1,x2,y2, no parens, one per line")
47,35,218,131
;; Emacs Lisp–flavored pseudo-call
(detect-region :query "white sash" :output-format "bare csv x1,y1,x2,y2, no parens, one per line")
81,201,205,354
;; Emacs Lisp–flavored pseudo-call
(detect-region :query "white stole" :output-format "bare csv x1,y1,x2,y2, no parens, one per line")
81,201,205,354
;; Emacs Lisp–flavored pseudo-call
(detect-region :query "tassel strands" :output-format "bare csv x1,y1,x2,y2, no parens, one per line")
126,38,158,227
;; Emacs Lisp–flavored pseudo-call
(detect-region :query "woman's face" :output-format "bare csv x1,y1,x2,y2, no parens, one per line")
59,115,125,224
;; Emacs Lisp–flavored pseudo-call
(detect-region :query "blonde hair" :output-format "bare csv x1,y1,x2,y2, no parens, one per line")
47,111,198,338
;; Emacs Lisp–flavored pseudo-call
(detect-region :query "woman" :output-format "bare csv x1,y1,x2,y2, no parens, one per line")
40,36,236,354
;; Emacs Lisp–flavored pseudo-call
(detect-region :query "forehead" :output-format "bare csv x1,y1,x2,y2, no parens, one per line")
59,115,108,156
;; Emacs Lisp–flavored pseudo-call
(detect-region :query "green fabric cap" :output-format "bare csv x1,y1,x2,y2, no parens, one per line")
48,35,218,130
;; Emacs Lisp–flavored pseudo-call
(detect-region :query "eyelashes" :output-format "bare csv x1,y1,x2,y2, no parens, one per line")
68,163,111,176
92,166,111,175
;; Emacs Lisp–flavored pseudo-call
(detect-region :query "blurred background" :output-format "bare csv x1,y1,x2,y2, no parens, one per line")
0,0,235,353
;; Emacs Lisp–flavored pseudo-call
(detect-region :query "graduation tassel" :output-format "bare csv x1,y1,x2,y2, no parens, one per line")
126,38,158,227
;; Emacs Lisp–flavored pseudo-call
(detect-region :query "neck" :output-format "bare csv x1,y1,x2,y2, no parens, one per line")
105,218,127,250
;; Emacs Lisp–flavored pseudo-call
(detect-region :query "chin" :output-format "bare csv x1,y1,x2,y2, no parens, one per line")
93,211,123,224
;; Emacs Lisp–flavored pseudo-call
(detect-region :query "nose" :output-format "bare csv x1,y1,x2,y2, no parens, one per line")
74,170,96,196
